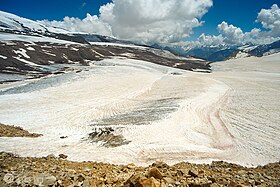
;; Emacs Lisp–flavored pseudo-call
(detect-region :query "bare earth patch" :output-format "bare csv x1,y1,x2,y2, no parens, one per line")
0,123,42,138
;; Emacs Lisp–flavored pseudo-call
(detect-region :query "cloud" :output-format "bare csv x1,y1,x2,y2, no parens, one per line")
196,4,280,46
39,0,213,44
217,21,244,44
39,14,112,36
198,33,224,46
98,0,212,43
256,4,280,37
80,2,87,9
38,2,279,46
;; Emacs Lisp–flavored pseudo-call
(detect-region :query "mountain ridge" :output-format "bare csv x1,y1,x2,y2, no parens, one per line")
0,10,210,84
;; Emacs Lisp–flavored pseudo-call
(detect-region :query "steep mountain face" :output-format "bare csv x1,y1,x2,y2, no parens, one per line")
0,11,210,84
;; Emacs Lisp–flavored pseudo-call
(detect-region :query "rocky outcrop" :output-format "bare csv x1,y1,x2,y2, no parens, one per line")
0,123,42,137
0,152,279,186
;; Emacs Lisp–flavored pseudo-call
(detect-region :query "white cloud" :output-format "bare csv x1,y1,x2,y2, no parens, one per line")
39,14,112,36
98,0,213,43
256,4,280,37
198,33,224,46
217,21,244,44
196,4,280,46
39,0,213,44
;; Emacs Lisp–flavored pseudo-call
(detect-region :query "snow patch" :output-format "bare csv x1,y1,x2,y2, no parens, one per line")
108,51,115,55
13,56,40,67
0,33,80,44
42,50,56,57
70,47,79,51
92,50,104,57
234,51,249,59
26,46,35,51
238,45,258,52
121,53,135,58
63,54,68,59
263,49,280,56
13,48,30,59
0,54,7,59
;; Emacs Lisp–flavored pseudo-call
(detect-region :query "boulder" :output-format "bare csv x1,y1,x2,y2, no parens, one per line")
137,177,161,187
147,168,163,180
124,173,146,186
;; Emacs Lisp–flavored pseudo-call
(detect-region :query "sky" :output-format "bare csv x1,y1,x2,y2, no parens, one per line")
0,0,279,45
189,0,280,40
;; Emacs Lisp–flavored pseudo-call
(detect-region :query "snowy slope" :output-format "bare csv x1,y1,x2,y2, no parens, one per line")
0,54,279,166
0,10,68,34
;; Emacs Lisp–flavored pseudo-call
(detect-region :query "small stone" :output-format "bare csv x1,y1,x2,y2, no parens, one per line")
188,170,199,178
176,170,184,177
175,181,181,185
228,181,239,187
152,162,169,168
248,174,254,179
210,183,219,187
164,177,175,184
61,179,72,186
148,167,163,180
46,154,55,159
180,169,190,176
127,163,136,169
15,177,24,185
225,168,232,172
208,177,216,183
83,180,91,187
34,174,56,186
77,174,85,182
60,136,68,139
59,154,68,159
249,179,255,185
90,182,97,187
255,180,262,185
44,175,57,186
263,174,272,180
189,183,211,187
124,174,146,186
138,177,161,187
198,170,204,175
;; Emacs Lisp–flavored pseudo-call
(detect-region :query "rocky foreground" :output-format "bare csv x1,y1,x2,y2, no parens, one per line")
0,152,279,187
0,124,42,138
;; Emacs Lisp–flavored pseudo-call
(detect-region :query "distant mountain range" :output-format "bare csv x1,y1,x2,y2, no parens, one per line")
152,40,280,62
